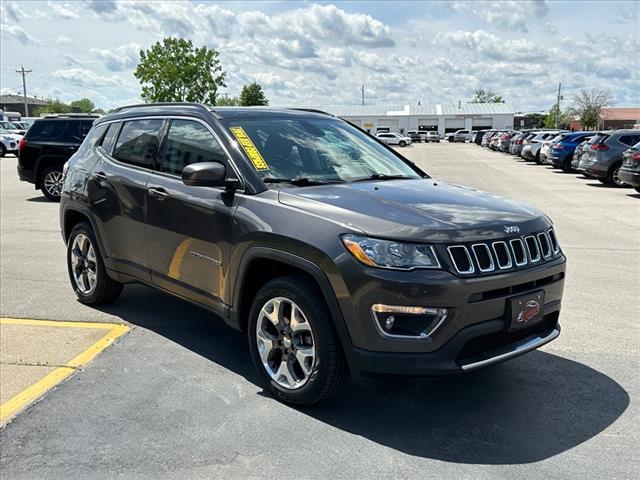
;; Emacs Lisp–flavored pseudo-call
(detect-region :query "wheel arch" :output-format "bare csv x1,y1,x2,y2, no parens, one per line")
232,247,351,347
35,155,68,187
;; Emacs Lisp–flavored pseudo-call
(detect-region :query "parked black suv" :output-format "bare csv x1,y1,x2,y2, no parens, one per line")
60,103,566,405
17,114,99,200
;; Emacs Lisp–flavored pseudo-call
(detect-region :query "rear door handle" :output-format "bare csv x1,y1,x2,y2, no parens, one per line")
148,187,169,200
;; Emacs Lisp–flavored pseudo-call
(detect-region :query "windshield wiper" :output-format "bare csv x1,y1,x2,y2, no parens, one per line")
351,174,417,182
262,176,346,186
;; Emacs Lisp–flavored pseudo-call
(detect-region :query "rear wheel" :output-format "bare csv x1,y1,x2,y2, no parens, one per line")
0,144,6,157
399,140,406,147
635,187,640,193
608,164,627,187
40,166,64,201
67,222,123,305
248,275,346,405
562,159,573,173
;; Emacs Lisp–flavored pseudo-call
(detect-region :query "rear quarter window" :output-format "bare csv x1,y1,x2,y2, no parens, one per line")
619,135,640,146
25,120,66,141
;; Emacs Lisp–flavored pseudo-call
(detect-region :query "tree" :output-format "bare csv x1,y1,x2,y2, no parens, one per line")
215,95,240,106
33,98,71,116
239,82,269,106
70,98,96,113
470,88,504,103
524,113,546,129
544,104,571,129
570,88,612,129
134,37,226,105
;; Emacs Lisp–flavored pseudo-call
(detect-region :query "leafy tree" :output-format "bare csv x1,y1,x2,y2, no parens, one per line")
33,98,71,116
215,95,240,106
470,88,504,103
570,89,612,129
70,98,96,113
544,104,571,129
134,37,226,105
239,82,269,106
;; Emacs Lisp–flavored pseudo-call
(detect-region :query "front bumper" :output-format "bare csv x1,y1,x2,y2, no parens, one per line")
619,169,640,187
333,253,566,377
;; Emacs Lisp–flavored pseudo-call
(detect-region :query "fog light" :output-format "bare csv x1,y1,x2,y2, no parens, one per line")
385,315,395,330
371,304,448,339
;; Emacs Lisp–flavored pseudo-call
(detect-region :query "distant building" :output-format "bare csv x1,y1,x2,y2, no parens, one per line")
311,103,515,136
569,107,640,131
0,94,48,117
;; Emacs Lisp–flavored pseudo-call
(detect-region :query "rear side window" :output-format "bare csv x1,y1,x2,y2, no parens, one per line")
26,120,66,140
100,123,121,154
619,135,640,146
157,120,226,176
113,119,164,169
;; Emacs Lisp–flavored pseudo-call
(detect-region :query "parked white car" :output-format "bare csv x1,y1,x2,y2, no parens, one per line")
0,128,22,157
376,132,412,147
426,131,440,143
446,129,472,142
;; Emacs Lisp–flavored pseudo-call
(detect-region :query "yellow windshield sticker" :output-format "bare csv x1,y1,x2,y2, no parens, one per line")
229,126,269,171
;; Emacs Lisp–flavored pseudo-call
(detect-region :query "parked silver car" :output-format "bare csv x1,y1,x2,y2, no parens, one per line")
376,132,413,147
577,129,640,186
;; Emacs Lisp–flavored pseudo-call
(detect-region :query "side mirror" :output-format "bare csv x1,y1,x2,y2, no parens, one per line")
182,162,226,188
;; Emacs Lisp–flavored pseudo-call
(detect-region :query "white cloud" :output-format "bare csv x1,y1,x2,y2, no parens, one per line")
91,43,140,71
52,68,122,87
1,2,26,23
0,24,43,45
47,1,80,19
447,0,550,33
54,35,72,45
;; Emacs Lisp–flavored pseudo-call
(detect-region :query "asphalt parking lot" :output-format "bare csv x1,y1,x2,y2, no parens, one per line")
1,143,638,479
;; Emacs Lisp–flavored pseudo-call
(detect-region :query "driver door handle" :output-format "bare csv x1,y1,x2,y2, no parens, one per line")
148,187,169,201
93,171,109,186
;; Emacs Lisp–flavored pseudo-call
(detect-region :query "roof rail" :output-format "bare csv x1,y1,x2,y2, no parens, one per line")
111,102,211,113
289,108,334,117
41,113,101,118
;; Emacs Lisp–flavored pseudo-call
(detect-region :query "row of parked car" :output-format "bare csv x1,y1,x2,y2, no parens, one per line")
0,120,31,157
471,128,640,192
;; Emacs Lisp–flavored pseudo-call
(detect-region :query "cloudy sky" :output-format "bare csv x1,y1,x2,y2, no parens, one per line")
1,0,638,111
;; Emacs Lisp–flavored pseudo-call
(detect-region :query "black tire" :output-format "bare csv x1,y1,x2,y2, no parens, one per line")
635,187,640,193
399,140,406,147
248,275,346,406
598,178,610,185
562,159,573,173
40,166,64,201
67,222,123,305
0,144,6,157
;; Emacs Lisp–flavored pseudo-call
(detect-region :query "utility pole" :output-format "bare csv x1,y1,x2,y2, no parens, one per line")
361,85,365,106
554,82,562,129
16,65,32,116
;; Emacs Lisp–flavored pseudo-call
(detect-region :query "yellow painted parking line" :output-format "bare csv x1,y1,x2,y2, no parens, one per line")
0,318,130,424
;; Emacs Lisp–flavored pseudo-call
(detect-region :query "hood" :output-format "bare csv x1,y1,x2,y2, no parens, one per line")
278,179,549,242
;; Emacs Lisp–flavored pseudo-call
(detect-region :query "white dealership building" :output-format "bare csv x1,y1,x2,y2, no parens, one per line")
313,103,515,136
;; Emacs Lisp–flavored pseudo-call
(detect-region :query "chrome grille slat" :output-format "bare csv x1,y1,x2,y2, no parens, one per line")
525,235,541,262
472,243,495,272
447,246,475,274
537,232,552,258
492,241,512,269
510,238,528,266
547,229,560,254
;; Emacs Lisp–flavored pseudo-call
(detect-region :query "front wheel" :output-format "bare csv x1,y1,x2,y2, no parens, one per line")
248,276,346,405
40,166,64,201
399,140,406,147
67,223,123,305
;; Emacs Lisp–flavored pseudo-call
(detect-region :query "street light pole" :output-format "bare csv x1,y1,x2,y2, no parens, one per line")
554,82,562,129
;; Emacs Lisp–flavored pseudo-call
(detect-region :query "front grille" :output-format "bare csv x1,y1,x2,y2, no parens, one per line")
446,229,561,276
457,311,559,364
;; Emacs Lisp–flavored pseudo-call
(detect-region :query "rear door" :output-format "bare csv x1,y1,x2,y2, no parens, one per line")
87,118,165,281
145,118,236,313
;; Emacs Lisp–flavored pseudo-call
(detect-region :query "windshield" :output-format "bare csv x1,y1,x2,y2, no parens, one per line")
224,117,423,185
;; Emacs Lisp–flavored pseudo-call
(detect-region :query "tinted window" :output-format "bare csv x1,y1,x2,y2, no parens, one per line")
100,122,121,154
26,120,66,140
619,135,640,146
113,119,164,169
157,120,226,176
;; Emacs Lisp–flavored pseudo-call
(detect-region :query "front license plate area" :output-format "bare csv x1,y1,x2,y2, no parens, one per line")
507,290,545,332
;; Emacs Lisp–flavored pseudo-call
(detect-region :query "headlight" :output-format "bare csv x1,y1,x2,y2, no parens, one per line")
342,234,441,270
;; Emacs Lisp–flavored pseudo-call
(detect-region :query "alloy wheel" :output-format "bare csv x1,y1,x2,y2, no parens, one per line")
255,297,316,390
44,170,63,197
612,167,624,187
70,233,98,294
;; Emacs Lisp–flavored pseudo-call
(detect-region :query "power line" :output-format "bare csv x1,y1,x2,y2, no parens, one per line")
15,65,32,116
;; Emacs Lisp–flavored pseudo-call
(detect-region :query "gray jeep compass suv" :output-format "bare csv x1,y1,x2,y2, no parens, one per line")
60,103,566,405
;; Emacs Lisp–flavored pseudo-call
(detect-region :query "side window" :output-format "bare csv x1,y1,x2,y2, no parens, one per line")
79,121,94,139
157,119,226,176
619,135,640,146
100,122,121,154
113,119,164,169
28,121,66,140
85,124,108,147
